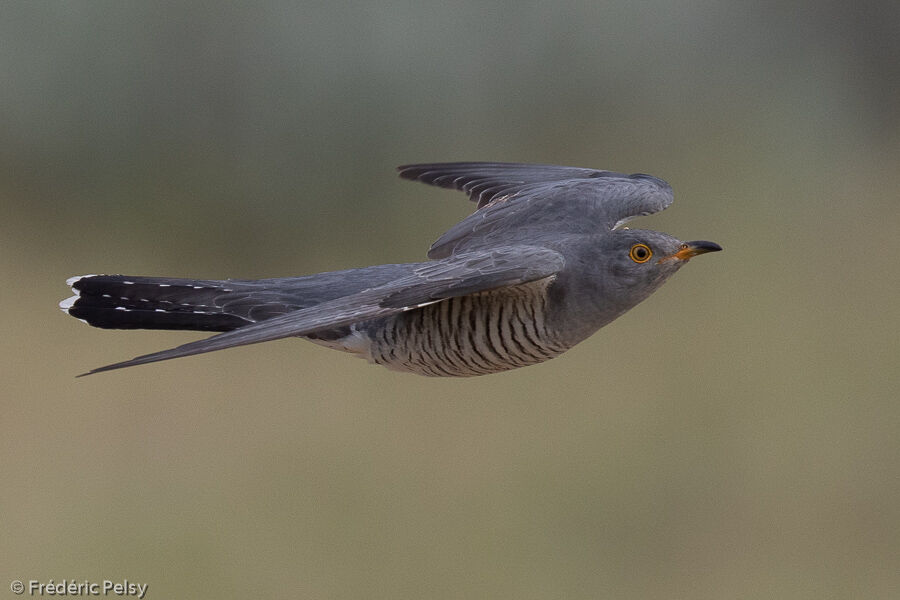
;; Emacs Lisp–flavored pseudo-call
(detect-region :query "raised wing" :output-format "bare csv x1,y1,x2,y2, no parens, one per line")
398,162,674,259
398,162,609,209
81,246,565,375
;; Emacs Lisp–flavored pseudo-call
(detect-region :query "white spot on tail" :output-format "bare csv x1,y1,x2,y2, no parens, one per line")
60,275,85,321
61,275,98,325
66,274,99,287
158,283,171,287
59,295,78,312
59,296,89,324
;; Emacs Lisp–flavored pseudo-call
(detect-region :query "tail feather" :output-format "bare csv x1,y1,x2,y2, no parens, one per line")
61,264,421,334
61,275,255,332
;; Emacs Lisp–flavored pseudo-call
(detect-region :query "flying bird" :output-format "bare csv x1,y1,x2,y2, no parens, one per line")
60,162,721,377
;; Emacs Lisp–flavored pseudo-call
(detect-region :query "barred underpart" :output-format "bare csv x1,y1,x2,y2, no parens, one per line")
364,279,569,377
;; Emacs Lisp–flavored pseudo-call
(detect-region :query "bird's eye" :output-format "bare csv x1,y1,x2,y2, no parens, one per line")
629,243,652,263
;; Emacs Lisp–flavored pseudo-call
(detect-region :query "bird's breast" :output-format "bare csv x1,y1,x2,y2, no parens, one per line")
360,279,570,377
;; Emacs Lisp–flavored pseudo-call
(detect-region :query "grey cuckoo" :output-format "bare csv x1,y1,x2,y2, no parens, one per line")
60,162,721,377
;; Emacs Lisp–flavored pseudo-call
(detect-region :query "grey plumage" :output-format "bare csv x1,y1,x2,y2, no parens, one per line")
397,163,674,258
60,162,721,377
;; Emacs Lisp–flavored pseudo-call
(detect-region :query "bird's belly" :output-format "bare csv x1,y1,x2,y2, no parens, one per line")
356,280,569,377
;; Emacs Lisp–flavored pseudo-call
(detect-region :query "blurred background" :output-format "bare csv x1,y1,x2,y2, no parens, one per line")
2,2,899,598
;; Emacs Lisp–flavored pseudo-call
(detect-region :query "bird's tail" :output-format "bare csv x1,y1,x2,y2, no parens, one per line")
60,275,256,332
60,264,419,333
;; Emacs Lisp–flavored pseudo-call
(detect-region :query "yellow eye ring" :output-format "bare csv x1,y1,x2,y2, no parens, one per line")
629,243,653,263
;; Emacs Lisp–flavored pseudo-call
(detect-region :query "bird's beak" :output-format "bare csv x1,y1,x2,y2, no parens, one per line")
660,240,722,262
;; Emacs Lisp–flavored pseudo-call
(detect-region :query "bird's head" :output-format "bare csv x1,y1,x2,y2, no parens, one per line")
592,229,722,303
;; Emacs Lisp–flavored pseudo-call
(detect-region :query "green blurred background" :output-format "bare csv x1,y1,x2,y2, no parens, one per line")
2,2,899,598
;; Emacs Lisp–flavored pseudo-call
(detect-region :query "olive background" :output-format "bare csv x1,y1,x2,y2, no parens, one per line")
2,2,899,599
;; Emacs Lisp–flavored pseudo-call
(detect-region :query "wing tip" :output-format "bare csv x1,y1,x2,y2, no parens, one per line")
76,352,171,377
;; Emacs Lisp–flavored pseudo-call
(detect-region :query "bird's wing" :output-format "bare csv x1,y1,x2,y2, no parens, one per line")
398,162,609,209
81,246,565,375
397,162,674,259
